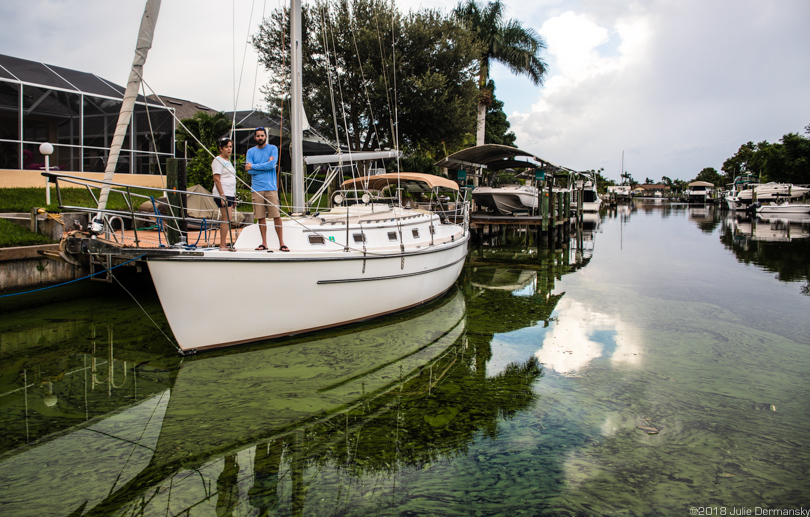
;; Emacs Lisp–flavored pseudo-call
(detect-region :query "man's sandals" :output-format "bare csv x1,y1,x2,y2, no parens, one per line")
280,245,290,252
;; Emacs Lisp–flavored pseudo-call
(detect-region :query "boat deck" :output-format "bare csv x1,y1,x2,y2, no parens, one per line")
99,226,243,249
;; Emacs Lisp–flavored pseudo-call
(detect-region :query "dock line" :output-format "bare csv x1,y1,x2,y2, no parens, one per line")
0,253,147,298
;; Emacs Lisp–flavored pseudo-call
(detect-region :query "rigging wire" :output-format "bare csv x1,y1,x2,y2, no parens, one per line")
324,7,356,175
349,14,382,153
110,270,180,350
139,82,166,189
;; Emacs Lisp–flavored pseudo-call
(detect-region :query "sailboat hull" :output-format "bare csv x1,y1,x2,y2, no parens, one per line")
147,218,469,352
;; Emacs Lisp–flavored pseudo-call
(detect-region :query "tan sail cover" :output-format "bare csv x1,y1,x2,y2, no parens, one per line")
341,173,460,194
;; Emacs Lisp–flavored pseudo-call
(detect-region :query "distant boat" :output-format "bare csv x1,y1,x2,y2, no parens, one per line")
756,202,810,215
736,182,810,204
724,173,758,210
580,179,602,212
684,181,713,203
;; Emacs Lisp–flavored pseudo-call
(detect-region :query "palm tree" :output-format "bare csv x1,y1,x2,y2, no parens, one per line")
454,0,547,146
176,111,233,154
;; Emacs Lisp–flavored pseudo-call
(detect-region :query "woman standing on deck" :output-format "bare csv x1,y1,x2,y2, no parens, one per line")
212,137,237,250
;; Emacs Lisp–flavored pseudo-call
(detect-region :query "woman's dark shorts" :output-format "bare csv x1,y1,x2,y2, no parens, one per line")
215,196,236,208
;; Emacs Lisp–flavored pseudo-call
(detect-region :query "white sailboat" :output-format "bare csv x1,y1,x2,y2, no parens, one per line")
45,0,470,354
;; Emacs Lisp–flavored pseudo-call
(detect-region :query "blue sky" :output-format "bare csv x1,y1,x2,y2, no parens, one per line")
2,0,808,182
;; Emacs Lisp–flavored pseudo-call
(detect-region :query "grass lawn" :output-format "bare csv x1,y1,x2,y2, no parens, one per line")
0,187,160,213
0,217,55,247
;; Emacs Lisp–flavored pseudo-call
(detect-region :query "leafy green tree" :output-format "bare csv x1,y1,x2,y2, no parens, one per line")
721,141,757,184
176,112,233,154
591,168,613,192
621,173,637,188
484,80,515,146
453,0,547,145
770,132,810,184
694,167,722,186
722,131,810,185
254,0,480,157
175,111,241,191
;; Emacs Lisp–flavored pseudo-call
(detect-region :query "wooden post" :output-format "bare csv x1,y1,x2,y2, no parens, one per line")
166,158,182,245
178,159,188,235
540,179,548,232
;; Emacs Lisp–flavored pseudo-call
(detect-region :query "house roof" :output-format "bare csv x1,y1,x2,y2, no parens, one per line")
0,53,160,105
148,95,217,120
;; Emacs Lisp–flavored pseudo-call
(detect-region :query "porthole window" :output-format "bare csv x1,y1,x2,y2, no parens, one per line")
412,228,420,238
388,231,398,241
353,233,366,243
308,235,326,245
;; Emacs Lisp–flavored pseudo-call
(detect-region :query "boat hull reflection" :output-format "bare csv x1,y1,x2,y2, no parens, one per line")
0,289,466,516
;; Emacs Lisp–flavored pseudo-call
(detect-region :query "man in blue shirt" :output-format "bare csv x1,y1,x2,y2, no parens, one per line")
246,127,288,251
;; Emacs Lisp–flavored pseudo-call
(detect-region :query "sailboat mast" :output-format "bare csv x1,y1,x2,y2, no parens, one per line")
290,0,304,212
97,0,162,214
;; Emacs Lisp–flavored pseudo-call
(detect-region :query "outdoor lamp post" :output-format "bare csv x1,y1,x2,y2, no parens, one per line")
39,142,54,205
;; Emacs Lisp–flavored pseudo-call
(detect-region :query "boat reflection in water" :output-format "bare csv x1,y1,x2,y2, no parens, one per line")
0,286,545,516
724,212,810,243
720,212,810,294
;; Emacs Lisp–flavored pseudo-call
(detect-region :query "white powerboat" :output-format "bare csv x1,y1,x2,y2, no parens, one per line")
736,182,810,204
576,180,602,212
755,202,810,215
684,181,713,203
472,184,539,214
582,185,601,211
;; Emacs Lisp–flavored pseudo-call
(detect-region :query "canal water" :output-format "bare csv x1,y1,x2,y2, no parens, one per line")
1,201,808,516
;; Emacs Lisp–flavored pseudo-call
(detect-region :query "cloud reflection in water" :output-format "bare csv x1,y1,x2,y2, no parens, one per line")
536,298,643,376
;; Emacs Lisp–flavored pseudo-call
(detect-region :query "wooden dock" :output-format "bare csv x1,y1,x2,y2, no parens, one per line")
470,212,572,227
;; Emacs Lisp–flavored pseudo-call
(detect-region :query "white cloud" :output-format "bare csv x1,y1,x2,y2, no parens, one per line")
506,0,810,182
3,0,808,182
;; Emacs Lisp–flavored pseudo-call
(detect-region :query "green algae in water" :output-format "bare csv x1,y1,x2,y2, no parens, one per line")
1,205,809,516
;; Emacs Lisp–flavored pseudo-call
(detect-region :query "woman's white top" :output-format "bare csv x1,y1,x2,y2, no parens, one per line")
212,156,237,197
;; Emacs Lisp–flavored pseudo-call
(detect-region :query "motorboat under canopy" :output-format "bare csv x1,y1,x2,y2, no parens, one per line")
341,172,460,194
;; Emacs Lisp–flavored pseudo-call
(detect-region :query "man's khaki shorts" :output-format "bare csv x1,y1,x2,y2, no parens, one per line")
252,190,280,219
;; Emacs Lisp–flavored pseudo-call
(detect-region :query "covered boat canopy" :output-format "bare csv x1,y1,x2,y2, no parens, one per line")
341,173,460,194
434,144,547,171
688,181,714,187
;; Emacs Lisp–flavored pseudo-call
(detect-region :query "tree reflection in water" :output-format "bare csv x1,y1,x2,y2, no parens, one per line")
720,211,810,295
0,221,597,516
